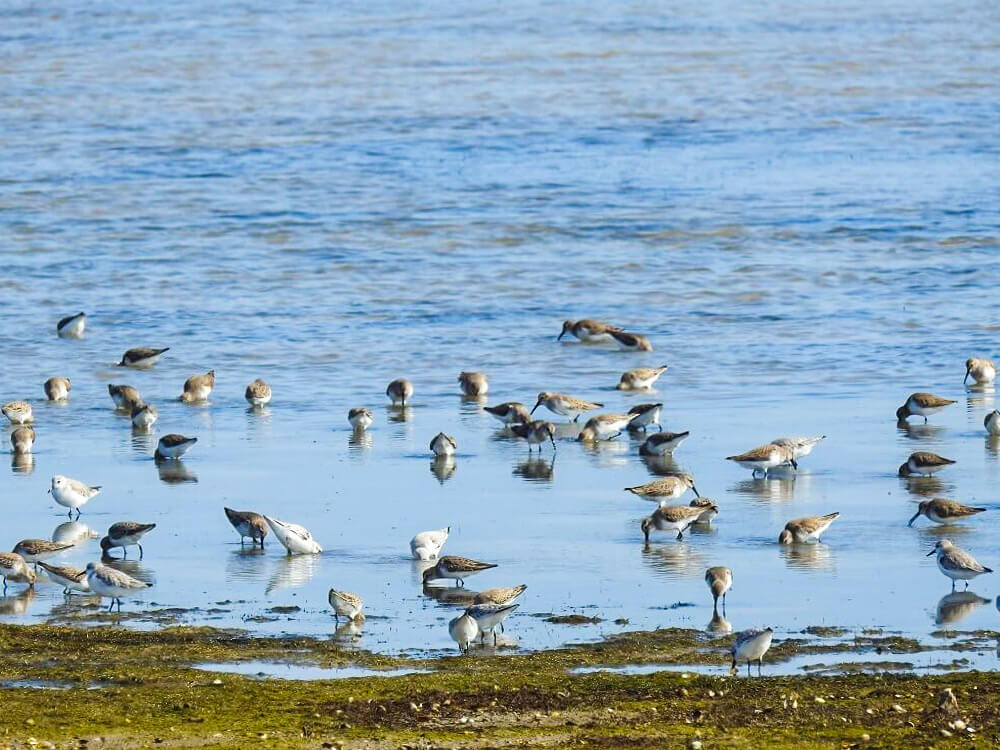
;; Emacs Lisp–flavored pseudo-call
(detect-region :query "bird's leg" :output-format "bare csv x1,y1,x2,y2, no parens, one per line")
123,547,128,559
107,599,114,612
758,658,763,677
138,544,143,560
676,530,684,540
493,631,498,646
747,662,751,677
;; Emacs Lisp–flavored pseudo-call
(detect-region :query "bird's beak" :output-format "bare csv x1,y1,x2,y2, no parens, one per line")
692,485,700,497
964,368,971,384
907,511,920,527
557,330,565,341
530,402,540,414
926,549,936,557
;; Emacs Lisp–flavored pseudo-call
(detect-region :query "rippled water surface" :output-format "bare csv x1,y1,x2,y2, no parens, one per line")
2,0,1000,660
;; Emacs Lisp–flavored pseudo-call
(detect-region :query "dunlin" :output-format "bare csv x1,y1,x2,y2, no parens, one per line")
0,553,36,593
474,584,527,606
223,507,268,547
12,539,73,564
37,562,89,594
349,407,374,430
180,370,215,403
430,432,457,457
2,401,33,425
422,555,497,587
328,589,364,622
690,497,719,525
50,475,101,517
616,365,668,391
10,426,34,455
909,499,986,527
43,377,71,401
627,403,662,432
531,392,603,422
118,347,169,368
705,566,733,613
100,521,156,559
467,602,519,645
730,628,773,676
411,527,450,560
85,561,151,611
458,371,489,397
778,512,839,544
263,516,322,554
484,402,531,425
771,436,825,460
557,319,620,342
509,420,557,452
386,378,414,406
56,312,86,338
896,392,956,422
131,403,158,429
966,358,997,385
985,410,1000,435
108,384,142,411
928,540,992,590
155,434,197,459
898,451,955,477
641,504,711,541
245,378,272,406
638,431,689,456
449,612,480,654
609,329,653,351
625,475,699,502
578,414,636,441
726,443,795,476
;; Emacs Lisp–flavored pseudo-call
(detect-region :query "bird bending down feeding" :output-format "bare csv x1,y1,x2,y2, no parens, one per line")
44,377,71,401
10,427,34,455
578,414,636,442
627,403,662,431
86,562,151,611
705,566,733,613
726,443,795,477
771,436,825,460
245,379,272,406
898,451,955,477
108,384,142,411
557,319,620,342
263,516,322,554
131,403,158,429
778,513,839,544
484,402,531,425
386,378,414,406
449,612,480,654
895,392,956,423
509,420,556,452
56,312,86,338
639,431,689,456
965,358,996,385
616,366,668,391
422,555,496,587
100,522,156,559
181,370,215,402
458,371,489,396
119,347,169,367
731,628,773,676
2,401,32,425
224,508,268,546
466,603,519,645
155,434,198,460
0,553,37,593
641,503,716,542
328,589,364,622
609,329,653,351
411,527,450,560
430,432,457,457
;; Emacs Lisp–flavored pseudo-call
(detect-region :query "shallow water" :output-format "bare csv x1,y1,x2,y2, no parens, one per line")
194,661,429,680
2,0,1000,660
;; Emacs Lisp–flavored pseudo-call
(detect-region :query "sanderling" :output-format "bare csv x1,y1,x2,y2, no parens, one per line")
928,540,993,590
578,414,636,442
386,378,414,406
410,527,450,560
966,358,997,385
458,371,489,396
616,365,669,391
422,555,497,587
474,584,527,606
467,602,519,645
180,370,215,403
108,384,142,411
349,407,374,430
43,377,71,401
263,516,322,554
985,410,1000,435
12,539,73,564
37,561,89,594
56,312,86,338
449,612,480,654
118,347,169,368
771,436,825,460
898,451,955,477
778,512,839,544
10,427,34,455
625,475,699,502
896,392,956,422
531,392,603,422
609,329,653,351
223,507,268,547
50,475,101,517
100,521,156,559
730,628,773,676
690,497,719,525
639,431,689,456
726,443,795,476
430,432,457,457
641,504,711,541
705,566,733,613
155,434,197,459
909,499,986,527
509,420,557,452
245,378,272,406
328,589,364,622
557,319,620,342
484,402,531,425
2,401,33,425
0,553,36,593
85,561,152,611
131,403,158,429
627,403,662,431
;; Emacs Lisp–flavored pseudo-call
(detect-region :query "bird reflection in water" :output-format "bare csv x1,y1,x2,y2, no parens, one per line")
430,456,457,483
641,454,683,477
0,587,35,616
266,553,320,595
730,475,798,503
966,385,996,412
421,583,478,608
986,435,1000,459
348,427,373,453
900,475,950,499
641,541,705,579
130,426,156,456
512,455,555,483
225,546,268,584
155,456,198,484
779,542,835,572
936,591,989,626
10,453,34,475
333,618,365,643
51,521,96,546
707,610,732,634
581,438,629,469
895,419,945,442
387,405,413,424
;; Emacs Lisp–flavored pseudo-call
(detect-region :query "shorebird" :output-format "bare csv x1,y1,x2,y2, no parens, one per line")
430,432,457,457
223,507,268,546
616,366,668,391
155,434,197,459
627,403,662,431
578,414,636,442
108,384,142,411
263,516,322,554
557,319,620,342
509,420,557,452
626,475,699,502
12,539,73,564
474,584,527,606
56,312,86,338
467,603,519,645
985,410,1000,435
484,402,531,425
458,371,489,396
386,378,414,406
726,443,795,477
86,562,151,611
100,522,156,559
449,612,479,654
690,497,719,525
2,401,33,425
531,392,603,422
131,403,158,429
928,540,992,590
180,370,215,402
10,427,34,455
730,628,773,676
609,329,653,351
411,527,450,560
348,407,374,430
771,436,825,460
422,555,497,587
898,451,955,477
118,347,169,367
639,431,689,456
43,377,71,401
909,499,986,527
50,475,101,517
245,379,272,406
896,392,956,422
641,504,712,542
778,513,839,544
965,358,997,385
37,562,89,595
705,566,733,613
0,553,36,593
328,589,364,622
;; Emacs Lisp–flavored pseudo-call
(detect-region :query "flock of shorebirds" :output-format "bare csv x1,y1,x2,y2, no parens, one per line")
1,313,998,674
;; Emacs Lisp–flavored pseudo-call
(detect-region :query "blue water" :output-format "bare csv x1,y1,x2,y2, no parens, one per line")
1,0,1000,660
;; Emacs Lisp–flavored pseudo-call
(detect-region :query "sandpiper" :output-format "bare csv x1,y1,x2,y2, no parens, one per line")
100,521,156,559
10,427,34,455
328,589,364,622
131,403,158,429
896,392,956,422
86,562,151,611
557,319,620,342
430,432,457,457
43,377,71,401
223,507,268,547
474,584,527,606
730,628,773,677
263,515,322,554
467,602,518,645
50,475,101,517
2,401,33,425
909,499,986,527
639,431,689,456
37,562,89,594
625,475,699,502
778,512,839,544
108,384,142,411
985,410,1000,435
627,403,662,431
726,443,795,476
155,434,197,459
509,420,557,452
641,504,711,541
928,540,992,590
458,371,489,397
56,312,86,338
531,392,603,422
119,347,169,368
705,566,733,613
966,358,997,385
245,378,272,406
898,451,955,477
180,370,215,402
449,612,479,654
690,497,719,525
616,366,668,391
484,402,531,425
422,555,497,587
771,436,825,460
386,378,414,406
0,553,36,593
348,407,374,430
411,527,450,560
578,414,636,442
12,539,73,564
609,329,653,351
